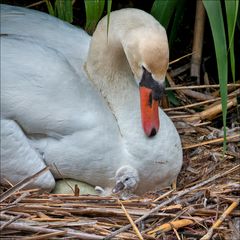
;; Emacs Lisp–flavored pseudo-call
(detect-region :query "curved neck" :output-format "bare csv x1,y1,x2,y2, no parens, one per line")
85,9,164,140
85,9,159,99
86,20,133,96
85,13,141,132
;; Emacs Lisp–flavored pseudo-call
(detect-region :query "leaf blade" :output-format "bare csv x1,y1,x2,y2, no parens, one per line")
225,0,238,82
203,0,228,151
151,0,178,29
84,0,105,34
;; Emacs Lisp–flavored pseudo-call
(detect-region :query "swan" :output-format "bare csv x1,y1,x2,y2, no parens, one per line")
0,4,182,197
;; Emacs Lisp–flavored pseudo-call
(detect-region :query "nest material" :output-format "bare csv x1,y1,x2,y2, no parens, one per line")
0,61,239,239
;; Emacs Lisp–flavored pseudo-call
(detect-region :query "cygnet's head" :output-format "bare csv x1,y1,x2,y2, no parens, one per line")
112,165,139,194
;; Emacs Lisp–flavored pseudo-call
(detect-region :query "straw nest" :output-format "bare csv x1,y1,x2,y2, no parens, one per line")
1,59,239,239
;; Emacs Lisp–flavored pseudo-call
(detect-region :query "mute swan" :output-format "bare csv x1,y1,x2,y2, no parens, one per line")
1,4,182,197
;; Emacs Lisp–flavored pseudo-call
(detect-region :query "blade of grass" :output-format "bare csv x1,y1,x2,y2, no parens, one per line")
44,0,73,23
44,0,54,16
203,0,228,152
151,0,183,106
64,0,73,23
169,0,187,47
84,0,105,34
55,0,73,23
107,0,112,37
225,0,239,83
151,0,178,29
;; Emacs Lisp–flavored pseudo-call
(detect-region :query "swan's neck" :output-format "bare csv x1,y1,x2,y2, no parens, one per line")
86,21,142,137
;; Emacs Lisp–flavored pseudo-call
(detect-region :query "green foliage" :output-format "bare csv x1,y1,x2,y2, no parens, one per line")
152,0,239,151
151,0,186,105
151,0,187,46
84,0,105,34
44,0,112,34
106,0,112,36
84,0,112,34
166,86,180,106
45,0,73,23
202,0,238,152
45,0,54,16
225,0,239,83
151,0,179,29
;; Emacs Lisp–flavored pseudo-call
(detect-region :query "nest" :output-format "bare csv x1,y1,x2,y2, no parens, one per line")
1,59,239,239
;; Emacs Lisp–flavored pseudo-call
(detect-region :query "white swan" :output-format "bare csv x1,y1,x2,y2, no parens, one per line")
1,4,182,197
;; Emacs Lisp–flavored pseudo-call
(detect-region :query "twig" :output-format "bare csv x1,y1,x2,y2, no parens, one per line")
0,192,30,213
0,214,22,231
0,221,104,239
26,0,45,8
0,167,49,203
183,134,240,149
170,114,195,120
118,199,144,240
52,163,75,194
169,52,194,65
12,192,30,204
170,63,190,77
153,189,174,202
191,0,205,83
148,219,194,236
181,89,214,101
173,227,182,240
22,231,67,240
165,83,240,91
164,97,221,111
6,205,169,218
164,87,240,112
186,97,238,122
200,201,239,240
104,165,240,239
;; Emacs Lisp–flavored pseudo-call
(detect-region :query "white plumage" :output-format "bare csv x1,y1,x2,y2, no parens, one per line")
1,4,182,197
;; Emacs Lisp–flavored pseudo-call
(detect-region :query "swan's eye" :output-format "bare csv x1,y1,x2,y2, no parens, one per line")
125,177,130,181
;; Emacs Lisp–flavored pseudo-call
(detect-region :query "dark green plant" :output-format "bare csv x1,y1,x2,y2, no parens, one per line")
45,0,73,23
45,0,112,34
84,0,112,34
152,0,239,151
151,0,187,47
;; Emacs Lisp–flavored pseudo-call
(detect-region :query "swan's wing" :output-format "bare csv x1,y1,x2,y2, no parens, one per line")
0,119,55,190
0,4,90,71
1,36,115,136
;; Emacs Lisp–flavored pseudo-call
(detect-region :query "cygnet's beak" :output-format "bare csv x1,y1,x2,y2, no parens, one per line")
139,68,164,137
112,181,125,194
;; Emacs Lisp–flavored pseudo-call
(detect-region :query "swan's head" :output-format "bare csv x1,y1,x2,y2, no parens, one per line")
122,26,169,137
87,9,169,137
112,165,139,195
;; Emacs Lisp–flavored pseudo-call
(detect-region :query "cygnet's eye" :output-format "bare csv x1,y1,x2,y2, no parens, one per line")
124,177,130,182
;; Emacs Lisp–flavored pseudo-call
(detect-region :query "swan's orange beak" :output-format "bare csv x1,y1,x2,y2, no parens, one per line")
139,67,164,137
140,86,159,137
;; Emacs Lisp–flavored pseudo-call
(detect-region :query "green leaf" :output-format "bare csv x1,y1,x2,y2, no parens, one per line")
44,0,73,23
225,0,239,83
169,0,187,47
166,90,180,106
151,0,178,29
203,0,228,152
107,0,112,37
45,0,54,16
55,0,73,23
84,0,105,34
